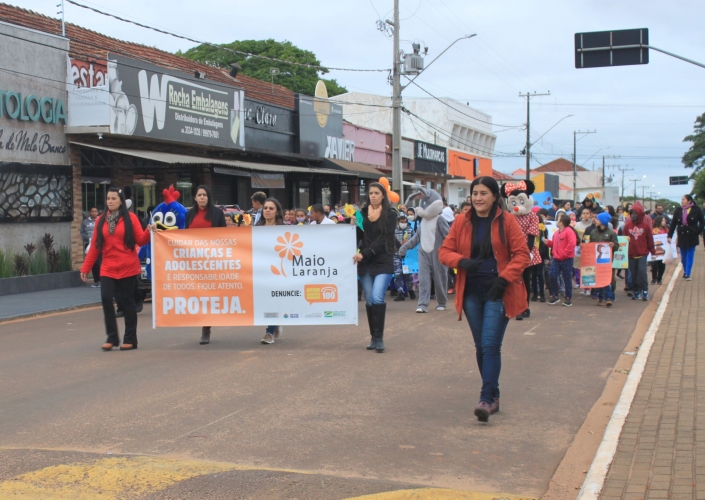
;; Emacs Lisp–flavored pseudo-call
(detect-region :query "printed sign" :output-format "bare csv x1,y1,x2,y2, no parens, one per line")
647,233,668,262
106,54,245,149
532,191,553,209
401,247,419,275
152,225,358,327
580,242,613,288
613,236,629,269
414,140,447,174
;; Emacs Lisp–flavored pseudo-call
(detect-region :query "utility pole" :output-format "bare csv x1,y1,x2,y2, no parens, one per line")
629,178,640,201
573,130,596,204
519,91,550,181
58,0,65,37
391,0,402,200
618,166,634,202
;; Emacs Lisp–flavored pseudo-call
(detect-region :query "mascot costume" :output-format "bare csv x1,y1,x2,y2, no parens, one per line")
501,180,542,320
138,186,188,280
399,186,449,313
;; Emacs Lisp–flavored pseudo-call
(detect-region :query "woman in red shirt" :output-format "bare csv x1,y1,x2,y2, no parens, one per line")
185,185,227,345
81,187,151,351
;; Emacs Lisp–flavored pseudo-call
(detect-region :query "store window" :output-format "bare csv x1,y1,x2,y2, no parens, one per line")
340,182,350,205
358,180,367,205
133,177,156,220
321,181,331,208
82,180,109,213
297,181,310,209
176,180,193,206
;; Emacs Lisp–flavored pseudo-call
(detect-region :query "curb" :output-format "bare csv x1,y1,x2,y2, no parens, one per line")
0,302,102,324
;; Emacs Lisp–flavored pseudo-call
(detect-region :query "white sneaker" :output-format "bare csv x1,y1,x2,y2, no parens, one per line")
436,306,446,311
416,307,427,313
261,332,274,344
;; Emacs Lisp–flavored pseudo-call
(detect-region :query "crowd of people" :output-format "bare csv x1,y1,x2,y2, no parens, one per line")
77,179,704,423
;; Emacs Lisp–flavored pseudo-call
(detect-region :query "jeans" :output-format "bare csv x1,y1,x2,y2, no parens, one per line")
101,275,138,346
596,285,615,301
393,256,412,294
360,270,393,305
549,258,574,300
628,257,649,295
681,246,696,277
531,262,545,296
463,293,509,404
266,325,277,334
92,254,102,283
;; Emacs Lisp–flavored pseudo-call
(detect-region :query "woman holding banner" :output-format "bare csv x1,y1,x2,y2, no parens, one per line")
80,187,152,351
257,198,285,344
353,182,397,354
438,176,530,422
668,194,705,281
186,185,227,345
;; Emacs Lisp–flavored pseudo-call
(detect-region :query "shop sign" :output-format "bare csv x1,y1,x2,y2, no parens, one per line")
70,59,107,88
298,81,353,160
414,140,447,175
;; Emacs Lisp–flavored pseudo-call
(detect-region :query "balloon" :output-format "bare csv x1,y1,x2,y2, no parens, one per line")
378,177,400,203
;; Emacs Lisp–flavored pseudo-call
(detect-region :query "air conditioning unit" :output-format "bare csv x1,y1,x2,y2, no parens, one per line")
403,53,424,74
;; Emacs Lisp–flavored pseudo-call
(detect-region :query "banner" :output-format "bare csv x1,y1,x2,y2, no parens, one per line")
402,247,419,274
613,236,629,269
647,233,668,262
533,191,553,210
152,225,358,327
580,242,613,288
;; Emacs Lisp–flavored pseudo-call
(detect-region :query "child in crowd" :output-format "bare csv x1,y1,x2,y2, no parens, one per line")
650,215,668,285
574,207,593,295
544,214,577,307
590,212,619,306
531,209,549,303
294,208,308,225
624,202,655,301
393,214,416,301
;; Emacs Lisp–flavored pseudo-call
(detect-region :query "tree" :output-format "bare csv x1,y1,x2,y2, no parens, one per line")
177,39,347,97
682,111,705,172
692,168,705,201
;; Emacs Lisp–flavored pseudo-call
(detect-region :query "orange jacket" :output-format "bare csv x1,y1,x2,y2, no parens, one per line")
439,207,531,319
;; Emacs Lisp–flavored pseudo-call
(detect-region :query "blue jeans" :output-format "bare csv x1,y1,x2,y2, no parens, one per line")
681,246,696,277
360,271,393,305
266,325,277,334
596,285,615,301
463,293,510,404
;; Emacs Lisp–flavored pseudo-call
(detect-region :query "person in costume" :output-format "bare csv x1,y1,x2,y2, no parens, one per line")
500,180,541,320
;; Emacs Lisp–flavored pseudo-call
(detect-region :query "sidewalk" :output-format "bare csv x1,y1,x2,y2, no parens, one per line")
0,285,101,321
599,248,705,500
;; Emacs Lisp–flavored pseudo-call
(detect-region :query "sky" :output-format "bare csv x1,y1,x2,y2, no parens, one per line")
15,0,705,201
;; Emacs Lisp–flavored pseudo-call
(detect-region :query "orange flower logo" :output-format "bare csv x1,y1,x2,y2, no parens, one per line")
272,232,304,276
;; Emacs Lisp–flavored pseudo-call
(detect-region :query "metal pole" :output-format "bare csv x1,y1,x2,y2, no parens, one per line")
602,156,605,188
525,94,530,181
573,131,577,204
61,0,65,37
391,0,403,201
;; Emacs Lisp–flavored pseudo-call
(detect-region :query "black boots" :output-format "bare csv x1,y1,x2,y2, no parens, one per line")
394,292,406,301
365,303,386,353
200,327,211,345
408,289,416,300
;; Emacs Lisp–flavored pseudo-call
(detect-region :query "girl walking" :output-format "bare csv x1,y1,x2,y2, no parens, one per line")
651,215,668,285
80,187,151,351
257,198,286,344
545,214,578,307
353,182,397,353
668,194,705,281
439,176,530,422
185,185,227,345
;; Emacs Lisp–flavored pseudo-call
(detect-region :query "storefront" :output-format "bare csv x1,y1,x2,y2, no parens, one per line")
446,149,493,205
0,22,72,256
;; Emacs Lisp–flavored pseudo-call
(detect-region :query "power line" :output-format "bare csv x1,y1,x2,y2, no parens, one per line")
65,0,389,73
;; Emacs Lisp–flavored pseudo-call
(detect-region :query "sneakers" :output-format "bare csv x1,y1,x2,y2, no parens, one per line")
261,332,275,344
547,295,560,305
91,283,101,288
436,306,446,311
605,300,613,307
415,307,427,313
650,279,656,285
597,298,604,305
632,291,641,300
562,299,572,307
394,294,406,302
574,284,580,289
686,275,692,281
642,291,649,301
447,289,455,295
657,280,663,285
538,294,546,303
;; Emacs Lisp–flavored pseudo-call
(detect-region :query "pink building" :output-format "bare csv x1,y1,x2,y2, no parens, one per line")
343,122,388,167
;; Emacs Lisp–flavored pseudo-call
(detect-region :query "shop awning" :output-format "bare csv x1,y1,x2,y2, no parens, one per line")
70,143,357,177
323,159,385,180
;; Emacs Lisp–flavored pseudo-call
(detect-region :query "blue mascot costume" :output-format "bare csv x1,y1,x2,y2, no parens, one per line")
138,186,188,280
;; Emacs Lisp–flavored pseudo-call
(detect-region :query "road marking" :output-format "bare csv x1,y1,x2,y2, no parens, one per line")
344,489,536,500
577,262,682,499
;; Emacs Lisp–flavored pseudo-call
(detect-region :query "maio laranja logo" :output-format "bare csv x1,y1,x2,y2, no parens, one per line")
271,232,303,277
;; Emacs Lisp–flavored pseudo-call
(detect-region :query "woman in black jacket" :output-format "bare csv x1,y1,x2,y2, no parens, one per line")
185,185,227,344
668,194,705,280
353,182,397,353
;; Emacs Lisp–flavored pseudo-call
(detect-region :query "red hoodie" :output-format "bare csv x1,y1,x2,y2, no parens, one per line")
624,202,655,258
545,226,577,261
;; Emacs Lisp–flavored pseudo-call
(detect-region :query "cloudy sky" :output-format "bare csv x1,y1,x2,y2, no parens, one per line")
17,0,705,201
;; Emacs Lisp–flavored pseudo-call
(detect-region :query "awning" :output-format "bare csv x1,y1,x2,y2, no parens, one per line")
447,179,473,185
70,142,356,177
323,158,384,180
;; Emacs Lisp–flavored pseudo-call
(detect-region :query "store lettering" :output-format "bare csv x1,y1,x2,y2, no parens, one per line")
245,105,278,127
324,136,355,161
0,91,66,124
0,129,67,155
417,143,445,163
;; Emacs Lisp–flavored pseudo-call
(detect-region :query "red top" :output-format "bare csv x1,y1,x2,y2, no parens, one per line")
81,212,151,279
189,208,212,229
545,227,577,261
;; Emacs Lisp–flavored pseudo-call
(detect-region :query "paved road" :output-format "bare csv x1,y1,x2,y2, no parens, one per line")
0,288,655,499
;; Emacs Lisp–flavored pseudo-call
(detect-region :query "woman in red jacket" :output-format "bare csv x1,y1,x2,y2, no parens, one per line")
185,185,227,345
80,187,151,351
439,176,530,422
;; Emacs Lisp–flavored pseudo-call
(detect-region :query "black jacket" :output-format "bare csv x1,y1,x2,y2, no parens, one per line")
357,207,397,277
185,206,227,228
668,205,704,249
